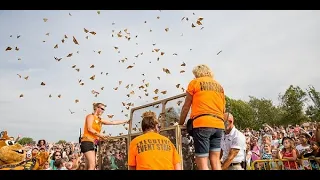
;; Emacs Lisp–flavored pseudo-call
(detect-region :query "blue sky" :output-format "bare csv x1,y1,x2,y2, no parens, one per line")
0,10,319,142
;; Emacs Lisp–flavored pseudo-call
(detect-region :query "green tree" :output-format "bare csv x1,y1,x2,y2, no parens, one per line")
279,85,309,125
305,86,320,122
248,96,283,127
57,140,66,144
17,137,34,145
226,96,256,129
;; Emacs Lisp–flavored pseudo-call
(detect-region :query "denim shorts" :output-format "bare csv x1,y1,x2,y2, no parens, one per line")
193,127,223,157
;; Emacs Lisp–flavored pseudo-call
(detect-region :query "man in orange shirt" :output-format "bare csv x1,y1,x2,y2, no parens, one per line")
128,111,182,170
179,64,226,170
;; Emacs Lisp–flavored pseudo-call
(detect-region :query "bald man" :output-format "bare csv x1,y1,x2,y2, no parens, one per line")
220,113,246,170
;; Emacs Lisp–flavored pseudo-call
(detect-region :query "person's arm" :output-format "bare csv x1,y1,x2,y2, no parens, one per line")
174,163,182,170
264,124,274,133
71,144,75,152
278,151,283,159
179,92,192,125
179,80,195,125
296,147,302,159
221,148,240,170
252,151,260,157
299,128,312,138
86,115,105,139
101,118,129,125
282,149,297,161
172,144,182,170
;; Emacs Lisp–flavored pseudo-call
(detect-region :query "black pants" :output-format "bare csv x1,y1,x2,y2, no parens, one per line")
80,141,97,153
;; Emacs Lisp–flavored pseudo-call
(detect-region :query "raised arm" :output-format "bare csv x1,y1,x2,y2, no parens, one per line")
264,124,274,133
299,128,312,138
179,92,192,125
101,118,129,125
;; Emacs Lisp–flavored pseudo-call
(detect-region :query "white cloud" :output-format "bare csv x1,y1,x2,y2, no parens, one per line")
0,10,319,142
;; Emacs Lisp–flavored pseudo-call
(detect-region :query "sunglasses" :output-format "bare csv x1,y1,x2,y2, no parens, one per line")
99,107,105,111
55,154,61,157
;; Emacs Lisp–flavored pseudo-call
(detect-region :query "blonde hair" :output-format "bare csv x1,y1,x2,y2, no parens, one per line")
263,135,271,144
93,102,106,111
192,64,214,78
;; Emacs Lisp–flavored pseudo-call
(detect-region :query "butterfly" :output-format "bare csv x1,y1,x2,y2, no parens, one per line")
162,68,170,74
73,36,79,45
90,75,95,80
107,115,114,118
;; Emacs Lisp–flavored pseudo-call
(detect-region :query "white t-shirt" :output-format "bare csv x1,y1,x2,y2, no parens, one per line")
271,139,279,148
221,127,246,163
296,144,311,155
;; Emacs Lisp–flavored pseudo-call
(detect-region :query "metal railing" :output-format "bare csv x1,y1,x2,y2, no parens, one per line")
98,93,187,170
250,158,320,170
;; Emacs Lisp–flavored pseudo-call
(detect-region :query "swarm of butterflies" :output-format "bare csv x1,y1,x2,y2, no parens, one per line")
6,11,222,136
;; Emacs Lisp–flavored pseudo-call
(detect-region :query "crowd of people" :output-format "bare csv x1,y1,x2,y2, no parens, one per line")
21,140,86,170
4,64,320,170
13,120,319,170
243,122,320,170
100,138,127,170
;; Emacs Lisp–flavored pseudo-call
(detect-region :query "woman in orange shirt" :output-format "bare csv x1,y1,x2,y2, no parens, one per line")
81,102,129,170
179,64,226,170
128,111,182,170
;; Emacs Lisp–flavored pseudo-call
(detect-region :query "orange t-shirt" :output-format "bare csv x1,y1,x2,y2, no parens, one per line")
187,77,225,129
128,132,181,170
81,114,102,142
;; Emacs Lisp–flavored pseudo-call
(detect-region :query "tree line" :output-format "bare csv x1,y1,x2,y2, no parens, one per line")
164,85,320,130
225,85,320,130
17,138,66,146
